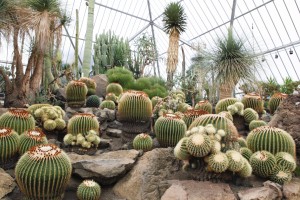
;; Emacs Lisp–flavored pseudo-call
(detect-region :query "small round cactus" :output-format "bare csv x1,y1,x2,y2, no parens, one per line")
237,137,247,148
132,133,153,151
243,108,259,124
177,103,191,113
77,180,101,200
226,150,245,172
86,95,100,107
249,120,267,131
100,100,115,110
27,104,51,115
215,98,238,114
210,140,221,154
218,111,233,121
106,83,123,96
151,96,162,109
195,100,212,113
43,119,56,131
269,167,292,185
155,114,186,147
242,93,264,114
15,144,72,200
19,128,48,155
186,133,212,157
79,77,97,96
237,157,252,178
0,108,35,135
105,93,118,102
250,150,276,178
55,118,66,130
269,93,288,114
174,137,191,160
208,152,229,173
66,80,88,108
275,152,296,171
182,109,209,128
0,128,19,165
68,113,99,136
240,147,253,161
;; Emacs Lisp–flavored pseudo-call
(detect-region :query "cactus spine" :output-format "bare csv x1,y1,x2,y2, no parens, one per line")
77,180,101,200
66,80,88,108
249,150,276,178
174,137,191,160
208,152,229,173
68,113,99,136
242,93,264,114
275,152,296,171
132,133,153,151
186,133,212,157
243,108,259,124
249,120,267,131
79,77,97,96
182,109,209,129
0,128,19,165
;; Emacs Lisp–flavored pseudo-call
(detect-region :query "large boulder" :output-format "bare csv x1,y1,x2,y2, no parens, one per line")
67,150,139,185
113,148,180,200
91,74,108,98
283,178,300,200
0,168,16,199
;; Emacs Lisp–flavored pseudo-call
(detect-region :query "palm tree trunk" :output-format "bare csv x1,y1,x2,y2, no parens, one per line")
82,0,95,77
166,28,179,90
219,84,234,99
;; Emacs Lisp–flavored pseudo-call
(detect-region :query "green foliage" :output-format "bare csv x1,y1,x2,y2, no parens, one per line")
66,80,88,108
250,150,276,178
215,98,238,113
154,114,187,147
106,83,123,96
186,133,212,157
132,133,153,151
15,144,72,200
106,67,135,89
208,152,229,173
100,100,115,110
162,2,187,34
259,77,280,99
79,77,97,96
0,128,19,164
246,126,296,157
249,120,267,131
242,93,264,114
194,100,212,113
174,137,191,160
243,108,259,124
280,77,300,94
77,180,101,200
86,95,100,108
268,93,287,114
67,113,99,136
19,128,48,155
0,109,35,135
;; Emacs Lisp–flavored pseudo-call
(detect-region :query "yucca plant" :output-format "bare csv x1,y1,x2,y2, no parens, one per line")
163,2,187,89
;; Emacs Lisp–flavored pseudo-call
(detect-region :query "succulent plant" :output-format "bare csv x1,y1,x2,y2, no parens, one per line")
100,100,115,110
15,144,72,200
195,100,213,114
233,102,244,115
0,109,35,135
208,152,229,173
68,113,99,136
77,180,101,200
242,93,264,114
240,147,253,160
132,133,153,151
54,118,67,130
215,98,238,114
218,111,233,121
227,105,238,115
66,80,88,108
79,77,97,96
269,93,288,114
269,167,292,185
27,103,51,115
44,119,56,131
237,157,252,178
275,152,296,171
151,96,162,109
249,120,267,131
186,133,212,157
249,150,276,178
237,137,247,147
246,126,296,157
155,114,186,147
226,150,244,172
182,109,209,128
177,103,191,113
118,90,152,122
105,93,118,102
106,83,123,96
174,137,191,160
0,128,19,165
243,108,259,124
86,95,101,108
19,128,48,155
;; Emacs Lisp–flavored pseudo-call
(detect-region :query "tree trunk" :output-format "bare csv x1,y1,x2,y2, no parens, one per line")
166,28,179,90
29,53,44,95
219,84,234,99
4,85,27,108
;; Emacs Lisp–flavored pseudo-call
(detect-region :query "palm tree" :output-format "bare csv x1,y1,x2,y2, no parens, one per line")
163,2,187,90
211,28,255,99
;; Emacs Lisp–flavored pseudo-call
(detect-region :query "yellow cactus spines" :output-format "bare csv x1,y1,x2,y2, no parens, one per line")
195,100,213,114
66,80,88,108
242,93,264,114
19,128,48,155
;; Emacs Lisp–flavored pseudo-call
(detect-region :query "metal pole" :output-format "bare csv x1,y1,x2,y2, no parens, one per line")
230,0,238,27
63,25,83,66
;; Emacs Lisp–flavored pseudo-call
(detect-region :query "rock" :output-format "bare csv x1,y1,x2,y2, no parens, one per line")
100,121,108,131
161,180,236,200
238,181,282,200
0,168,16,199
108,120,122,129
105,108,116,122
106,128,122,138
67,150,139,185
113,148,180,200
95,109,108,123
78,107,95,114
283,178,300,200
91,74,108,98
0,108,8,116
99,138,111,149
55,88,67,102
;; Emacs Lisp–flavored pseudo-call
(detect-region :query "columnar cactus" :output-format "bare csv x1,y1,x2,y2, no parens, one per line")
269,93,288,114
0,109,35,135
242,93,264,114
246,126,296,157
106,83,123,96
208,152,229,173
174,137,191,160
0,128,19,165
86,95,101,108
186,133,212,157
100,100,115,110
154,114,187,147
67,113,99,136
19,128,48,155
249,120,267,131
77,180,101,200
182,109,209,128
132,133,153,151
15,144,72,200
249,150,276,178
243,108,259,124
195,100,213,114
118,90,152,122
66,80,88,108
215,98,238,114
79,77,97,96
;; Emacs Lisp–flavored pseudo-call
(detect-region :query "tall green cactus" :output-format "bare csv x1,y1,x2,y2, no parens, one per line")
182,109,209,129
79,77,97,95
19,128,48,155
68,113,99,136
15,144,72,200
215,98,238,113
195,100,213,114
246,126,296,157
118,90,152,122
0,109,35,135
77,180,101,200
269,93,287,114
154,114,187,147
132,133,153,151
106,83,123,96
0,128,19,165
242,93,264,114
66,80,88,108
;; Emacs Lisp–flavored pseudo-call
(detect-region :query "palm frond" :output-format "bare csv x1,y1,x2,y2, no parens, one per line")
163,2,187,34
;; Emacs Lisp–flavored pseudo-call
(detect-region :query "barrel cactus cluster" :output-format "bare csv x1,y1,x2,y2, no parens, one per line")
0,127,19,166
268,92,288,114
66,80,88,108
215,98,238,114
242,93,264,114
79,77,97,96
77,180,101,200
195,100,213,113
132,133,153,151
19,128,48,155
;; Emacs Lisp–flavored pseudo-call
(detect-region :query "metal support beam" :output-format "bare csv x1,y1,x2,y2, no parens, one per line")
128,24,151,42
63,25,83,66
254,40,300,57
230,0,237,27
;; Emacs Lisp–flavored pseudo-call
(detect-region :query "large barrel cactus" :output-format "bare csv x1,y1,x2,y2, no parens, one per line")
79,77,97,96
215,98,238,114
66,80,88,108
68,113,99,136
118,90,152,122
0,109,35,135
195,100,212,114
106,83,123,96
246,126,296,157
77,180,101,200
182,109,209,128
0,127,19,166
86,95,101,108
132,133,153,151
154,114,186,147
242,93,264,114
269,93,288,114
15,144,72,200
19,128,48,155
